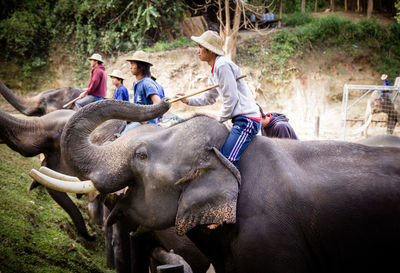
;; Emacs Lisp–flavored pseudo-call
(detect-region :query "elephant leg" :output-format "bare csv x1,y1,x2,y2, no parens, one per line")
387,113,397,134
112,222,131,273
46,188,96,241
103,206,115,269
130,232,153,273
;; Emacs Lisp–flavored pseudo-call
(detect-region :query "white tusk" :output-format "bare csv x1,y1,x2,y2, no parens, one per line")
29,169,96,193
38,166,81,182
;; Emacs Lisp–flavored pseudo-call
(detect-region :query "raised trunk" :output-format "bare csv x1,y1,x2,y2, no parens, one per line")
0,81,40,116
61,100,170,193
0,110,45,156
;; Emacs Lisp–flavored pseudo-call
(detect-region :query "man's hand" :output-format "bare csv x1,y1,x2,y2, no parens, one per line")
223,120,233,131
176,93,188,104
77,90,88,99
203,113,217,120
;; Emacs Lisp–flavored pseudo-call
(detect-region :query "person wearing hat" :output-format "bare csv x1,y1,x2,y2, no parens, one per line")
380,74,391,100
109,69,129,101
179,30,261,169
121,50,165,134
75,53,107,109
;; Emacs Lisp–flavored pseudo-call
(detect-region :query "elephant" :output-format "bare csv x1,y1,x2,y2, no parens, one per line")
363,90,399,136
34,99,400,273
357,134,400,148
0,108,210,272
0,80,83,116
0,108,125,240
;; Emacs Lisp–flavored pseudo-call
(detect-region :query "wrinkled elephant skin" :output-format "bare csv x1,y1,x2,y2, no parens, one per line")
58,99,400,273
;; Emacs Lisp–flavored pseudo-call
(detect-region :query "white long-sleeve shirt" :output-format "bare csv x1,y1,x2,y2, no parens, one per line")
187,56,260,123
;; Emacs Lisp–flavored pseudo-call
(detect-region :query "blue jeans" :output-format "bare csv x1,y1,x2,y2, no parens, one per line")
220,115,261,168
75,95,104,109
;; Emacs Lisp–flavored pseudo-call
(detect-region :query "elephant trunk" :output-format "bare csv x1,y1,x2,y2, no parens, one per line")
0,109,47,156
0,81,40,116
61,99,171,193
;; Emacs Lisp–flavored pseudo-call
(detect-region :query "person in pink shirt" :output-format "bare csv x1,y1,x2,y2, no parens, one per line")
75,53,107,109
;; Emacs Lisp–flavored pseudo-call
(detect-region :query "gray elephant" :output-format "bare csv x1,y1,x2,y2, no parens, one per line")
0,108,209,272
0,109,98,240
35,99,400,273
357,134,400,147
363,90,399,136
0,80,82,115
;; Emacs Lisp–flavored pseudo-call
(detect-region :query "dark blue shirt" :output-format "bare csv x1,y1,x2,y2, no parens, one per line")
383,80,391,86
113,85,129,101
133,77,165,124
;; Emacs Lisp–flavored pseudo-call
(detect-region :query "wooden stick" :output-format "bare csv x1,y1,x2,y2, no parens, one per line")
63,96,81,109
168,75,247,103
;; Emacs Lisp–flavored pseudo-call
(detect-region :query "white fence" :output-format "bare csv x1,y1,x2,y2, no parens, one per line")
341,84,400,140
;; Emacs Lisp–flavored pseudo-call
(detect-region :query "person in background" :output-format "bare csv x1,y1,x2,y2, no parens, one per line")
380,74,391,100
109,69,129,101
180,30,261,169
259,106,298,140
75,53,107,109
121,50,164,134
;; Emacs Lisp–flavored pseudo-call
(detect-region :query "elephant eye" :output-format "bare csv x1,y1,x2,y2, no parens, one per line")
134,146,148,161
135,152,147,160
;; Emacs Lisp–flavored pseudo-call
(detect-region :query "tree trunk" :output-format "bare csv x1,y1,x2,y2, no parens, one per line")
223,0,241,60
344,0,347,11
330,0,335,12
301,0,306,12
278,0,282,28
357,0,360,12
367,0,373,18
315,0,318,12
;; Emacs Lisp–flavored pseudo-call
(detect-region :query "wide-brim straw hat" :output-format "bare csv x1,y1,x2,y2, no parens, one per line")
191,30,225,56
126,50,153,66
108,69,125,80
381,74,388,80
88,53,103,63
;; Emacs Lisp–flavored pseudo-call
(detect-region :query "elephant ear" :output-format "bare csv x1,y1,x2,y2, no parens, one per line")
175,147,241,236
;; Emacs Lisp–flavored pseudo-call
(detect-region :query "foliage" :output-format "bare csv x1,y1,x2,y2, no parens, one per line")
0,145,111,272
396,0,400,24
237,14,400,81
144,36,196,52
0,0,186,88
282,12,313,27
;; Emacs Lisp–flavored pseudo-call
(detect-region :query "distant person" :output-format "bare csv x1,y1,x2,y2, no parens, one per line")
121,50,164,134
75,53,107,109
261,8,269,21
380,74,391,100
259,106,298,140
109,69,129,101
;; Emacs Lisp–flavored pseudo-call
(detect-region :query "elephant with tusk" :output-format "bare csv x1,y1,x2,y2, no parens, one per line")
0,107,127,241
0,80,83,115
32,98,400,273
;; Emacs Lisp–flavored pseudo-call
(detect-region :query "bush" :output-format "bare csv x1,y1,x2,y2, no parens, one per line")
283,12,313,27
0,11,45,58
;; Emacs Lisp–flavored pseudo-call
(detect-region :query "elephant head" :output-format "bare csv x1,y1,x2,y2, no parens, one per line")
0,80,82,116
40,99,241,235
0,108,125,241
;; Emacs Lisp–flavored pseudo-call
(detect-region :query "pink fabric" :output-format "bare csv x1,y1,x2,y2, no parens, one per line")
87,64,107,97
